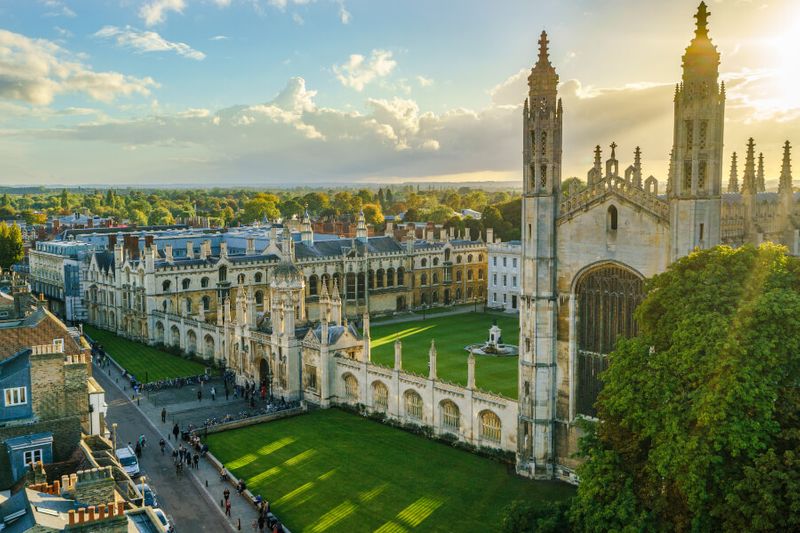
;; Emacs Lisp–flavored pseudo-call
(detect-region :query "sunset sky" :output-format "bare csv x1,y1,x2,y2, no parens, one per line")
0,0,797,187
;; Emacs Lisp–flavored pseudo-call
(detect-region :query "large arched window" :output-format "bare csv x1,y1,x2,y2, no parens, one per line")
309,274,318,296
255,290,264,306
372,381,388,412
344,373,359,402
255,272,263,283
575,264,644,417
441,401,460,433
404,389,423,421
201,276,210,288
182,278,191,290
607,205,619,232
162,280,171,292
479,410,501,444
202,296,210,311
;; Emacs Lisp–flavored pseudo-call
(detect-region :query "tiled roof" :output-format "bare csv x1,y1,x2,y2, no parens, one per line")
0,308,85,360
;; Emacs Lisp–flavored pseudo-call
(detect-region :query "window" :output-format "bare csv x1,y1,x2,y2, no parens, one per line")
467,270,473,280
503,275,507,287
513,276,517,287
182,278,191,290
607,205,618,231
162,280,171,292
493,292,497,303
255,290,264,305
344,374,359,402
493,257,497,267
699,223,705,242
503,294,507,304
404,390,423,420
493,274,497,286
441,401,460,432
23,449,42,466
467,254,473,263
456,271,462,282
255,272,263,283
513,258,517,268
201,277,210,288
503,257,507,267
5,387,27,406
237,273,246,285
433,273,439,284
479,411,501,444
478,269,483,280
421,273,427,286
202,296,210,311
373,382,388,412
304,364,317,390
421,258,427,268
456,255,462,264
433,257,439,266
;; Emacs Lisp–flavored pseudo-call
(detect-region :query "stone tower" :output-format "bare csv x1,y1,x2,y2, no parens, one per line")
517,30,562,479
669,2,725,260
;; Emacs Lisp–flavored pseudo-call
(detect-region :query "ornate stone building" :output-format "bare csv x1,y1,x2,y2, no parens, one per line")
516,3,797,481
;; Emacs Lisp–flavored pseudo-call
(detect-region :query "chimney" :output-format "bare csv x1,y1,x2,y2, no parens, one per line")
164,244,173,263
74,467,115,508
220,242,228,258
486,228,494,244
246,238,255,255
144,235,154,248
186,241,194,259
449,226,455,240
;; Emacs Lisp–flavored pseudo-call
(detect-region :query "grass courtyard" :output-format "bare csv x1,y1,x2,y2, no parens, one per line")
369,312,519,398
207,409,573,532
83,325,208,382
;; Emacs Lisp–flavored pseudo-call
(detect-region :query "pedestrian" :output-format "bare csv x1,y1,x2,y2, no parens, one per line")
225,499,231,517
258,514,265,532
172,423,179,441
139,434,146,449
159,438,166,455
211,386,216,401
172,448,178,461
193,453,199,469
134,442,142,458
223,488,230,502
161,408,166,424
197,389,202,402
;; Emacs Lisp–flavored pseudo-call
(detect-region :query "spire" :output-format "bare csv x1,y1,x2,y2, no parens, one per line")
681,2,720,85
528,30,558,103
757,152,766,192
536,30,551,68
779,141,793,196
593,145,602,171
727,152,739,193
742,138,757,195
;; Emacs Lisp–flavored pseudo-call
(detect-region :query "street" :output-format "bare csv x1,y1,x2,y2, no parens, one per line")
93,364,236,532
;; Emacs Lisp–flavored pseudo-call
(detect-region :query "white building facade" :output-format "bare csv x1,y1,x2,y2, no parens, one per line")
487,238,521,312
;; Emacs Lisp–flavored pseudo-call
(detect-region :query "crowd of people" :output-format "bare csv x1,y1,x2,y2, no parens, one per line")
219,465,285,533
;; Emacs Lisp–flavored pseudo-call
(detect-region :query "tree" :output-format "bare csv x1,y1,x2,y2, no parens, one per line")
303,192,329,214
128,209,148,226
0,222,24,269
147,206,175,226
501,500,572,533
403,207,420,222
361,203,384,225
60,188,69,210
279,199,304,219
427,205,454,224
570,244,800,532
241,198,279,224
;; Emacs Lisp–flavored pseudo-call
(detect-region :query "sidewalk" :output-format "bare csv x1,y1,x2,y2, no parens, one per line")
98,362,262,532
371,303,492,327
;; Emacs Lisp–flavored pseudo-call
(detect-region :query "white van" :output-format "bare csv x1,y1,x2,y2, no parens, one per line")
115,446,141,478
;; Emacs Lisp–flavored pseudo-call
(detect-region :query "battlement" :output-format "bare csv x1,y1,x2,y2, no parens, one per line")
67,501,126,526
29,479,62,495
65,353,89,365
31,342,64,355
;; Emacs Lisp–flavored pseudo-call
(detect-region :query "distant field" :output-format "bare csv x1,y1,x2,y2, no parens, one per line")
207,409,573,532
83,325,207,382
369,312,519,398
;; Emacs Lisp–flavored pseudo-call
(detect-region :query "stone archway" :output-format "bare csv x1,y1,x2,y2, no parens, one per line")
259,358,270,386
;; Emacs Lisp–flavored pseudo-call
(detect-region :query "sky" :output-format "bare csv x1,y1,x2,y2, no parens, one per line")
0,0,798,188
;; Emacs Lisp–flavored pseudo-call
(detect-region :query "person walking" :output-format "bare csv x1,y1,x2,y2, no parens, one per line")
225,499,231,517
134,441,142,458
223,488,230,503
172,423,179,441
193,453,199,469
159,438,166,455
197,389,202,402
225,385,229,401
211,386,216,401
161,408,167,424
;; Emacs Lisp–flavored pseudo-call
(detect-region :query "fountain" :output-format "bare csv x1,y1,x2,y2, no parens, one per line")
465,320,519,357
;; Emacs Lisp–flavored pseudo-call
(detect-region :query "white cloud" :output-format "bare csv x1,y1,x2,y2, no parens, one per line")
54,26,73,39
416,75,434,87
333,49,397,92
0,29,157,106
210,35,229,41
40,0,76,18
212,0,232,6
94,26,206,61
338,1,351,24
292,13,304,25
139,0,186,26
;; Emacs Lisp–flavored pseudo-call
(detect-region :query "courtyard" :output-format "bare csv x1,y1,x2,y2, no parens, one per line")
207,409,573,532
84,325,209,382
370,312,519,398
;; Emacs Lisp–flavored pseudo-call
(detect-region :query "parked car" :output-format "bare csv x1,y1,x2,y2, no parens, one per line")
153,508,173,532
138,483,158,508
115,446,140,478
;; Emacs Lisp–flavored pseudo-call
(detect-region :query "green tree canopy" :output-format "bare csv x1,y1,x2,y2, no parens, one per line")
570,244,800,532
147,206,175,226
361,203,384,225
0,222,24,269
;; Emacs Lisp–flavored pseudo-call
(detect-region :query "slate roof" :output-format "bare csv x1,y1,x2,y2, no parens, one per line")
309,323,361,344
0,308,85,360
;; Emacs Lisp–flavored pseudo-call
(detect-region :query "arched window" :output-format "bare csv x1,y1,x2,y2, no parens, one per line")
346,272,356,299
344,374,359,402
421,293,429,305
433,272,439,284
478,254,483,262
255,272,263,283
376,269,385,288
218,266,227,282
397,268,405,286
404,390,423,420
386,268,395,287
432,291,439,303
421,258,427,268
468,270,474,280
456,255,462,264
441,401,460,432
478,269,484,280
421,273,427,286
372,381,388,412
433,257,439,266
255,290,264,305
182,278,191,290
467,254,473,263
309,275,318,296
162,280,171,292
202,296,210,311
185,298,192,313
575,264,644,417
607,205,618,231
479,410,501,444
201,277,210,288
444,249,451,262
237,273,246,285
456,271,462,282
456,288,462,300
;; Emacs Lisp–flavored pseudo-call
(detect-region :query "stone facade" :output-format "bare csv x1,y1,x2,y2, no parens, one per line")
517,4,798,482
487,237,521,312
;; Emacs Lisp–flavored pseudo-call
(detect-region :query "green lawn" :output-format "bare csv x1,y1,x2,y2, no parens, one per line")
83,325,207,382
207,409,573,532
370,312,519,398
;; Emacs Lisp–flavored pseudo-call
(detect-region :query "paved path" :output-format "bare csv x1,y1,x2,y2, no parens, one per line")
371,303,491,327
94,364,262,532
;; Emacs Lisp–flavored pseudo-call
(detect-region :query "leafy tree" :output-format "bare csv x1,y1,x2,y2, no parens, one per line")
361,203,384,225
21,210,47,225
60,189,69,210
427,205,454,224
403,207,420,222
561,177,585,196
128,209,148,226
279,199,304,219
241,198,279,224
501,500,572,533
570,244,800,532
147,206,175,226
303,192,329,214
0,222,24,269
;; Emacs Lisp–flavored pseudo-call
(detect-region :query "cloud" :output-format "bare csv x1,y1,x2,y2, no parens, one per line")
416,75,434,87
292,13,304,25
0,29,157,106
338,1,351,24
94,26,206,61
210,35,229,41
139,0,186,26
333,49,397,92
40,0,76,18
212,0,232,6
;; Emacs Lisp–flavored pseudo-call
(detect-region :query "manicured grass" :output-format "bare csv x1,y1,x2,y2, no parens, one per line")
207,409,573,532
369,312,519,398
83,325,208,382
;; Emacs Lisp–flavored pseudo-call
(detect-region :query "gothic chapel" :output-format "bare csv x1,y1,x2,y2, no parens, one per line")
516,2,797,480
